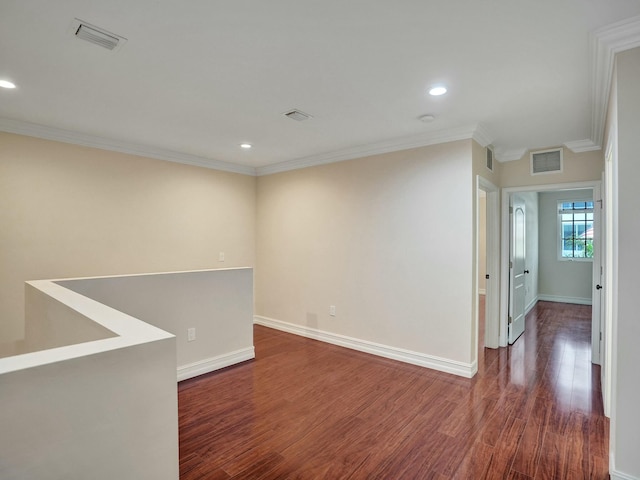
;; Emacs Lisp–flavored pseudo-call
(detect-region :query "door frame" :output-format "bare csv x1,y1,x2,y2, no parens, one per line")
499,181,602,352
476,176,500,351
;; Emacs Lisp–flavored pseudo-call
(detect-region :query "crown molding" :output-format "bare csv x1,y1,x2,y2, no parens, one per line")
563,139,601,153
495,148,527,163
590,15,640,150
0,117,257,176
471,123,494,148
256,124,485,176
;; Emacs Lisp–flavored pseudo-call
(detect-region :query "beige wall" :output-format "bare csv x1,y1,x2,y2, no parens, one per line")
256,140,475,366
0,132,256,342
501,148,603,187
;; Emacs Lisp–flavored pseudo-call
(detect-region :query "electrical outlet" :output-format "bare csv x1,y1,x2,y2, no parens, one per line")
329,305,336,316
219,252,225,262
187,327,196,342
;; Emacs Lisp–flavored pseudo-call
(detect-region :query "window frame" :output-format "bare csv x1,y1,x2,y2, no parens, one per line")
557,199,594,262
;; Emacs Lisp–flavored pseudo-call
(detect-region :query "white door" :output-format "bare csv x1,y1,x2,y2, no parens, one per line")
592,182,603,365
509,196,526,344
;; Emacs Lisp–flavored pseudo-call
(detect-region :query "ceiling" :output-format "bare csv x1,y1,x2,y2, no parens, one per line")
1,1,640,175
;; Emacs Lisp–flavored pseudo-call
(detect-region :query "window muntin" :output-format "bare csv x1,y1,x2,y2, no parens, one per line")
558,200,593,260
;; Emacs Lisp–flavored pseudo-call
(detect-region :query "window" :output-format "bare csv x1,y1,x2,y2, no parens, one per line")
558,200,593,260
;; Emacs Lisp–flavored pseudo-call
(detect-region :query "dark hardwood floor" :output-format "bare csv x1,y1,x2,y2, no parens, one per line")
178,301,608,479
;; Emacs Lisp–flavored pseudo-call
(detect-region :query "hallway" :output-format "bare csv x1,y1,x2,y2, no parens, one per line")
179,301,608,479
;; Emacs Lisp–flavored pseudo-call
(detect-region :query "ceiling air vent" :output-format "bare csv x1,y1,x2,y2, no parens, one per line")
70,19,127,51
531,148,563,175
284,109,313,122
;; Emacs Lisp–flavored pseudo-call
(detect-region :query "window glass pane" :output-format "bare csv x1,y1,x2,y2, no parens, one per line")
558,199,594,260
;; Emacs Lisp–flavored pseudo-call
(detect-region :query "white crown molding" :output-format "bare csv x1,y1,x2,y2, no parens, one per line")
256,124,485,176
495,147,527,162
563,139,601,153
0,117,257,176
590,15,640,151
471,123,494,147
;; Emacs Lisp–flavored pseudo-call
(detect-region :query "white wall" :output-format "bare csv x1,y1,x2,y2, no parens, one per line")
58,268,254,380
256,140,476,376
0,132,256,343
610,47,640,480
538,190,593,305
0,281,178,480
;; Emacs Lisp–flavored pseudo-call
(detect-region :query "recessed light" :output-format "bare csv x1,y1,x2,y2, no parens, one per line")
0,80,16,89
429,86,447,96
240,143,252,149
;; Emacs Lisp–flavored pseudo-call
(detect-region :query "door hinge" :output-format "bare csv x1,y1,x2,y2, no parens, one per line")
509,261,513,269
598,199,603,209
600,331,602,341
508,316,513,325
485,274,490,279
509,206,513,214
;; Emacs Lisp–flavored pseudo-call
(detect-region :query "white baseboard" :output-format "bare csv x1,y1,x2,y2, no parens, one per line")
176,347,255,381
478,289,486,295
611,469,639,480
537,294,592,306
254,315,477,378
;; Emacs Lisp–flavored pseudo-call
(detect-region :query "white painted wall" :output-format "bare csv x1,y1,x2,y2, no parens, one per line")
58,268,254,380
610,47,640,480
256,141,475,376
0,281,178,480
538,190,593,305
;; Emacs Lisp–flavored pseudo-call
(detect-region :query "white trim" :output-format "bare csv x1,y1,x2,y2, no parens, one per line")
255,124,487,176
495,147,527,163
176,347,255,382
477,176,500,351
254,315,477,378
478,288,486,295
590,15,640,151
537,294,592,306
0,117,256,176
610,467,639,480
563,139,601,153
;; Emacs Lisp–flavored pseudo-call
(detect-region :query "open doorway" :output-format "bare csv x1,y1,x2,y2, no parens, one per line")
476,176,500,363
498,181,603,365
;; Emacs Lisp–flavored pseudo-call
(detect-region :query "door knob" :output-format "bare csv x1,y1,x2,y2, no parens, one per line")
524,270,530,274
596,284,603,290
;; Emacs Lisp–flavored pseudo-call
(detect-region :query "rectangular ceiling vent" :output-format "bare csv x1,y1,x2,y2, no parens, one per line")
486,145,494,171
531,148,563,175
284,109,313,122
70,19,127,51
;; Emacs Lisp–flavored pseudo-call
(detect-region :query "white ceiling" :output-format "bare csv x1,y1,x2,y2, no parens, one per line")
1,1,640,174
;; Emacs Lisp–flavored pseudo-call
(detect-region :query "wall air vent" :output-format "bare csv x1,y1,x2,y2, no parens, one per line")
486,145,494,171
284,109,313,122
70,19,127,51
531,148,563,175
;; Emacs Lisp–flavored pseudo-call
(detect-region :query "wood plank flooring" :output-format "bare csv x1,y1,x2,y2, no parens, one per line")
178,301,609,479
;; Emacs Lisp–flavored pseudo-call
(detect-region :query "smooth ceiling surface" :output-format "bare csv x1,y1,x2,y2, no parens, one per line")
1,0,639,170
